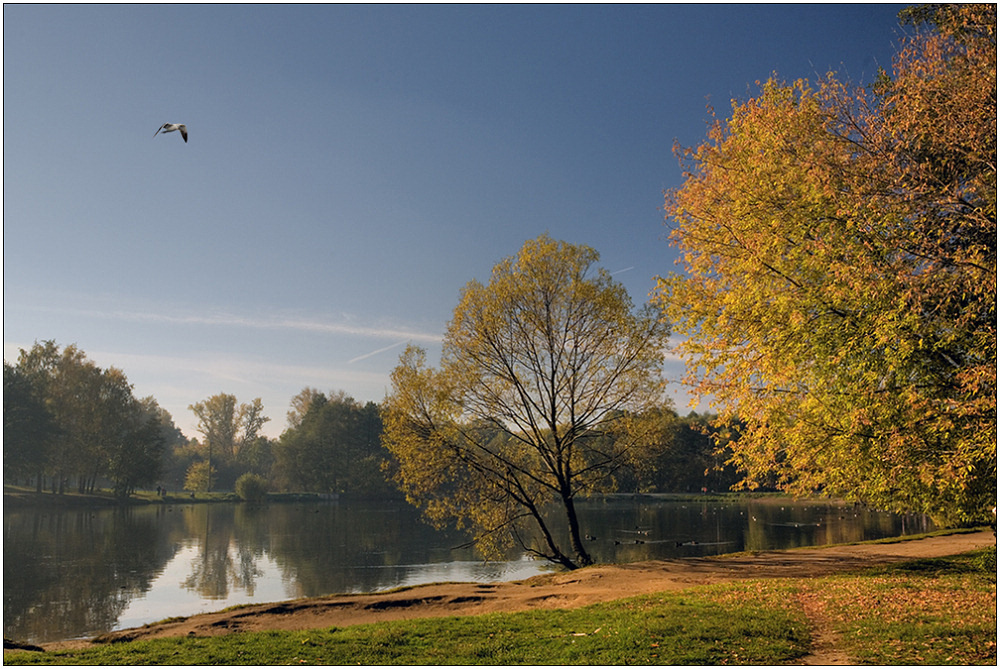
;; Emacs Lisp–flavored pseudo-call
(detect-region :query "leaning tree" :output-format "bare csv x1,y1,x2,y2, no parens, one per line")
383,234,670,569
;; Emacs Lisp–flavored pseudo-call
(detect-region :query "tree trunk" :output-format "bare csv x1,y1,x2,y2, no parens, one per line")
537,519,579,570
561,491,593,567
522,497,580,570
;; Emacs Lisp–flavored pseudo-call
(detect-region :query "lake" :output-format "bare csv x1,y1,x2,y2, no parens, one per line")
3,496,933,644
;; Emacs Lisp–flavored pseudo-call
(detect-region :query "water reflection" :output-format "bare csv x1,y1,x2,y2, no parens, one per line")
179,505,266,599
573,497,933,563
4,497,932,644
4,507,177,643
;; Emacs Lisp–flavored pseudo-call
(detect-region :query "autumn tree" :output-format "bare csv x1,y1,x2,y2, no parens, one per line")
14,342,105,492
188,393,270,491
275,390,387,495
383,235,670,569
104,396,174,498
3,362,59,491
7,341,176,496
286,387,324,430
653,5,995,525
183,460,217,493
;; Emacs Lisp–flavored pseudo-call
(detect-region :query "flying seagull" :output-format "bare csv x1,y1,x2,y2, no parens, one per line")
154,123,188,143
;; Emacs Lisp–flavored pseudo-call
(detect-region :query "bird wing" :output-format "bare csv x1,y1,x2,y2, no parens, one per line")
153,123,166,137
179,125,188,142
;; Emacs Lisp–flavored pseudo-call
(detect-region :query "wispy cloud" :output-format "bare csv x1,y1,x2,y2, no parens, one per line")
14,303,443,344
95,349,389,389
4,296,443,438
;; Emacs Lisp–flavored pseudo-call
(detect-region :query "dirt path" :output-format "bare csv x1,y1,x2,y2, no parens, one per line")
796,589,850,665
41,531,994,655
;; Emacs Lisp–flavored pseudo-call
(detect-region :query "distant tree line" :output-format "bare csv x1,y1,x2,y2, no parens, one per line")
5,342,731,502
614,408,743,494
162,386,730,500
158,388,395,498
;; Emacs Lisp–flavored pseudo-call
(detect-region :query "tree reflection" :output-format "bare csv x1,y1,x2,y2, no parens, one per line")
3,506,178,643
180,505,263,598
6,498,935,645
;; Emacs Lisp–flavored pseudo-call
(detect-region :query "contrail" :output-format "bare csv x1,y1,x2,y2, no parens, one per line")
348,339,409,364
610,266,635,276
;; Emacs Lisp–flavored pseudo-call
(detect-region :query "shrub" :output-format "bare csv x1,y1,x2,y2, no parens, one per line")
235,473,268,502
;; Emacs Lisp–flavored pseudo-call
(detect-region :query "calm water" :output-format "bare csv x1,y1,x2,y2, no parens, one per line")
4,496,932,643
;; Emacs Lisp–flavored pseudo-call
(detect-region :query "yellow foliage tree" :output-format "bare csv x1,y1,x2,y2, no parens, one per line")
383,235,670,568
653,5,996,525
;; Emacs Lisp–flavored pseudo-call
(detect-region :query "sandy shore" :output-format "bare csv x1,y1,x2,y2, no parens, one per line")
39,530,994,652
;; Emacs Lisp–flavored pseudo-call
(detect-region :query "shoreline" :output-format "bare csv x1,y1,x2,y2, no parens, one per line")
33,529,994,653
1,488,374,509
2,486,831,508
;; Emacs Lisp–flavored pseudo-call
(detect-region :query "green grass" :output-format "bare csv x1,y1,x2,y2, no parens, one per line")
6,548,995,665
2,485,241,507
3,485,350,507
7,584,811,665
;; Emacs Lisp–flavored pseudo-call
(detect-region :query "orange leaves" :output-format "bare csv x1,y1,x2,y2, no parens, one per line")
652,7,996,523
802,571,997,664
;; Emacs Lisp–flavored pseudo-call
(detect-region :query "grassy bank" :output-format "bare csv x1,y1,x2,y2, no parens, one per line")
2,485,235,508
6,547,994,666
2,485,341,509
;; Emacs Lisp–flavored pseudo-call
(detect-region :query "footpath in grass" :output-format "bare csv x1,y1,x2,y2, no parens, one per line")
5,547,995,666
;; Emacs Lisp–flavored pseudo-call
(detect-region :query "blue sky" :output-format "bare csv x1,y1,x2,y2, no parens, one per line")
4,4,908,439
